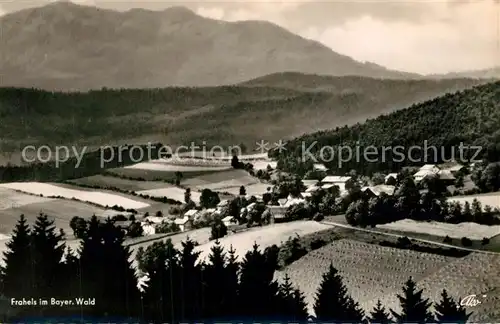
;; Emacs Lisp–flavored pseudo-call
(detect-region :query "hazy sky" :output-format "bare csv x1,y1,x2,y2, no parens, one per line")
1,0,499,74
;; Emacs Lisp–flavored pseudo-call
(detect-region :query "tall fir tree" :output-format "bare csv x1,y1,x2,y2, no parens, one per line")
1,215,34,300
177,238,203,322
79,217,140,319
30,214,66,303
276,273,309,322
313,263,365,323
202,240,228,320
141,239,180,323
238,243,280,320
434,289,471,323
390,277,434,323
369,300,393,323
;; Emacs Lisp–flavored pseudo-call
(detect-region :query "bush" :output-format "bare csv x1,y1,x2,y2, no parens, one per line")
481,237,490,245
210,219,228,240
442,235,452,244
461,237,473,247
396,236,411,247
312,213,325,222
310,238,327,250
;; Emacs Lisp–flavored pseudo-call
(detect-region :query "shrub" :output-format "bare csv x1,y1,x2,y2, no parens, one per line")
310,238,327,250
313,213,325,222
396,236,411,247
481,237,490,245
461,237,473,247
442,235,452,244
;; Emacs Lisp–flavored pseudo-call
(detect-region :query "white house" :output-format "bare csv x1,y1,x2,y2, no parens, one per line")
361,185,395,197
414,165,440,182
321,176,352,192
313,163,328,172
217,199,229,208
184,209,198,219
267,206,288,222
222,216,237,227
174,217,192,232
141,223,156,235
384,173,398,184
302,179,319,188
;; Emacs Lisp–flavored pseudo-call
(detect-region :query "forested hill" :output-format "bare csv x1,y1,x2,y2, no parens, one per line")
272,81,500,175
0,77,485,165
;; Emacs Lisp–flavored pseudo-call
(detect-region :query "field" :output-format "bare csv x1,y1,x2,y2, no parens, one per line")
377,219,500,240
251,160,278,171
0,182,150,210
124,161,231,172
106,167,227,181
68,175,169,191
182,169,270,196
136,187,202,204
448,192,500,210
0,199,106,236
0,187,54,210
194,221,332,262
275,239,500,321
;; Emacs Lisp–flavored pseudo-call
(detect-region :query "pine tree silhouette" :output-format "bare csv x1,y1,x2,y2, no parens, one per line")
277,273,309,322
313,263,365,323
141,239,180,323
390,276,434,323
30,214,67,316
79,217,140,319
1,215,34,301
238,243,280,320
30,214,66,298
203,240,228,320
369,299,393,323
178,238,203,322
434,289,471,323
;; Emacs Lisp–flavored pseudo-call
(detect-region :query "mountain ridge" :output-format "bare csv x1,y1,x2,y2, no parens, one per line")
0,2,420,91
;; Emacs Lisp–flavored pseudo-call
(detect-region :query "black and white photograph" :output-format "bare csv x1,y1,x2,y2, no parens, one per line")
0,0,499,322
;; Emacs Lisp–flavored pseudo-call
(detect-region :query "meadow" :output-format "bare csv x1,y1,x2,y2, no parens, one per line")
0,199,106,235
0,182,150,210
136,187,202,205
194,220,332,263
448,192,500,210
377,219,500,240
68,175,170,191
106,167,226,181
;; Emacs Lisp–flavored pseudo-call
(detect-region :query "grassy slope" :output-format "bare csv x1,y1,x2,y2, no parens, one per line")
0,76,484,164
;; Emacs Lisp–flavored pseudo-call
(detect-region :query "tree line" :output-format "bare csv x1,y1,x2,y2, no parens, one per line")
0,144,164,182
271,81,500,176
0,214,472,323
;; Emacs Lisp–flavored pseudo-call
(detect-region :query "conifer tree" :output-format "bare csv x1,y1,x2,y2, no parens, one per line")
434,289,471,323
277,273,309,322
141,239,180,323
369,300,393,323
203,240,227,320
313,263,365,322
79,217,140,318
225,245,240,319
390,277,434,323
238,243,280,320
178,238,203,322
30,214,66,301
1,215,34,299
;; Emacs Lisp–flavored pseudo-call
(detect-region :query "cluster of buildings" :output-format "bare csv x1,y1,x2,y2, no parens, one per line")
129,162,468,236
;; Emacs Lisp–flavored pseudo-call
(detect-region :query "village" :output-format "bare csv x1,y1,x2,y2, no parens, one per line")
106,156,475,239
